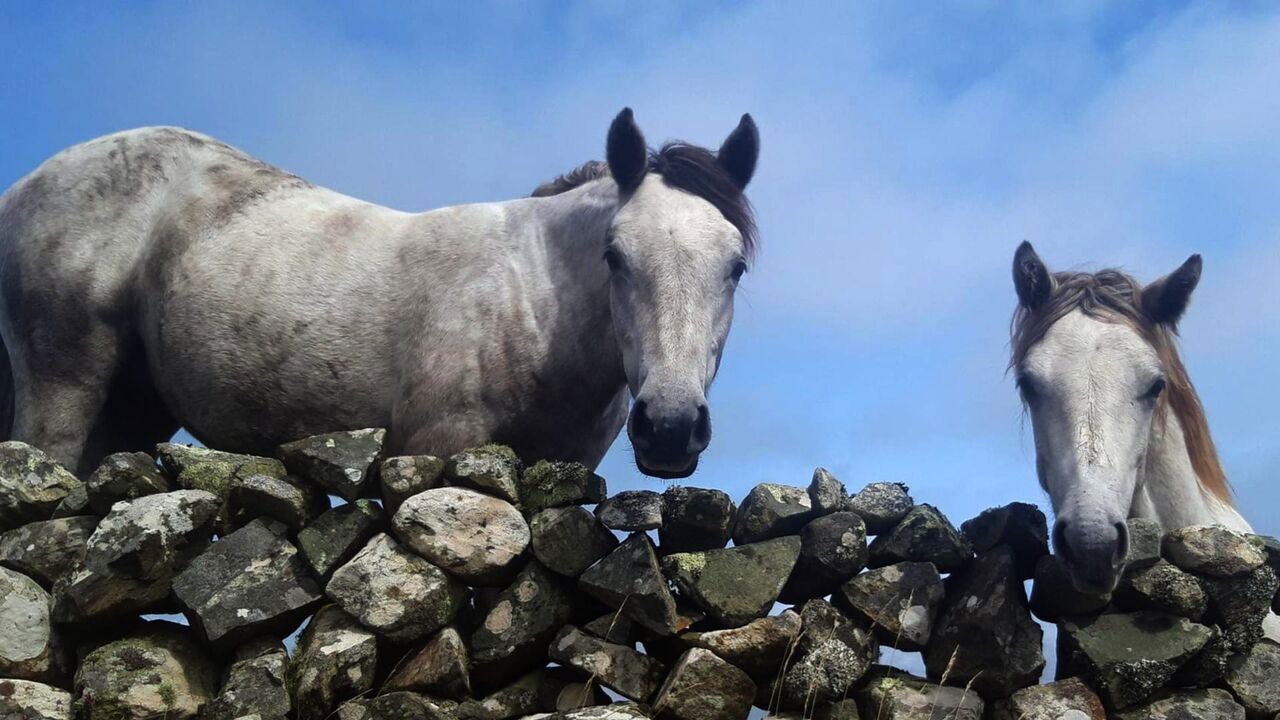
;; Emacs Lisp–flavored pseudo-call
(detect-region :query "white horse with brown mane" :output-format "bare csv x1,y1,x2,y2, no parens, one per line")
0,108,759,479
1010,241,1279,640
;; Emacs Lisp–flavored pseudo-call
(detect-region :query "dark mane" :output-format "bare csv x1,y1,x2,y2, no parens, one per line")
1010,268,1231,503
530,160,609,198
531,142,759,264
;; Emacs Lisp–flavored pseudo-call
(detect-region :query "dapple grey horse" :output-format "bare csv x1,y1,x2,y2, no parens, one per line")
0,108,760,479
1010,242,1279,639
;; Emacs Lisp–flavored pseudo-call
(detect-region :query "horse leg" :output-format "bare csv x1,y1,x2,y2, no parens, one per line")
9,329,127,476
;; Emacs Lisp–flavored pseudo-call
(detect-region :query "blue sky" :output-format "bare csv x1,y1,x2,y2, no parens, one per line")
3,2,1278,539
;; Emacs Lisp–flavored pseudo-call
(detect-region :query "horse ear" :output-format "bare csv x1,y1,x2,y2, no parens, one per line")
718,113,759,190
1013,241,1053,310
1142,254,1202,325
606,108,648,193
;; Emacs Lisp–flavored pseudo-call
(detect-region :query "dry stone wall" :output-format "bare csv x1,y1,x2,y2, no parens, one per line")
0,432,1277,720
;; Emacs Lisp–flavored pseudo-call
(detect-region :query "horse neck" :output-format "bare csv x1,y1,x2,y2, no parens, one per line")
1134,407,1251,533
529,180,626,384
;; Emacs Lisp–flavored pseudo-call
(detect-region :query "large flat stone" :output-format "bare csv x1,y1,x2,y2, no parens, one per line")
580,532,681,636
83,489,219,581
0,566,60,682
924,546,1043,699
651,647,756,720
277,428,386,501
392,486,529,585
0,515,97,588
173,518,323,650
548,626,667,703
73,622,217,720
326,532,468,643
1058,611,1212,709
289,605,378,720
0,442,81,532
662,536,801,627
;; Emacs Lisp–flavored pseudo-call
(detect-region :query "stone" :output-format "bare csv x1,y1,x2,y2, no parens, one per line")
552,682,611,713
1114,559,1207,619
854,667,984,720
990,678,1106,720
0,679,72,720
83,489,219,581
50,484,89,519
1126,517,1163,569
1029,554,1111,622
73,622,217,720
663,536,801,628
868,504,972,573
202,639,292,720
228,472,327,530
295,499,387,579
380,454,446,515
960,502,1048,580
1171,622,1233,687
335,692,457,720
548,625,667,703
1114,689,1247,720
517,460,606,515
172,518,323,650
924,546,1043,699
808,467,849,515
552,705,649,720
652,648,756,720
771,599,877,713
847,482,913,535
456,669,569,720
393,486,530,585
471,561,573,688
733,483,814,544
582,611,635,645
779,510,867,602
85,451,171,515
1225,640,1280,718
1164,524,1266,578
838,561,943,650
659,486,735,554
385,625,471,701
1058,611,1212,709
0,567,59,682
580,532,681,636
446,444,523,506
1203,563,1279,652
51,560,173,623
277,428,386,501
0,515,97,588
530,506,618,578
155,443,287,525
0,442,81,532
289,605,378,720
595,490,663,531
680,609,801,680
327,532,468,643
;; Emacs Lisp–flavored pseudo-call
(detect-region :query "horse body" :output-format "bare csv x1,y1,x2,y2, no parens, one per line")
0,110,759,477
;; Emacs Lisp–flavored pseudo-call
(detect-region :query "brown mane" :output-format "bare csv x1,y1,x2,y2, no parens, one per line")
1010,268,1232,504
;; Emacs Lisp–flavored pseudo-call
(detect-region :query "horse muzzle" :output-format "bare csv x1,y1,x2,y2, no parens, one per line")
628,397,710,479
1053,516,1130,594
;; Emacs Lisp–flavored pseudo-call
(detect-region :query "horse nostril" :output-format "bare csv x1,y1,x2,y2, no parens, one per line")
1113,520,1130,566
690,404,711,449
630,399,654,448
1053,520,1073,566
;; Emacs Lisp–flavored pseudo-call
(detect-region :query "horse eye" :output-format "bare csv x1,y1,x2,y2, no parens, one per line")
729,260,748,283
603,248,623,273
1017,375,1040,402
1143,377,1167,400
